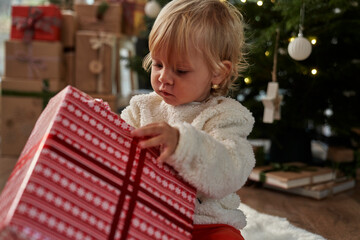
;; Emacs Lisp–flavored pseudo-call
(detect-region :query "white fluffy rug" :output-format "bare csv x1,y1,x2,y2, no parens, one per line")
239,204,326,240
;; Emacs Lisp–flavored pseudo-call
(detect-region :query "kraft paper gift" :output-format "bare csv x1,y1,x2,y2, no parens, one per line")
74,3,122,34
5,40,64,80
75,31,118,94
0,78,60,156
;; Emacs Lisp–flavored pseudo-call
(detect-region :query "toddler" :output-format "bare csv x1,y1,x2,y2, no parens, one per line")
121,0,255,239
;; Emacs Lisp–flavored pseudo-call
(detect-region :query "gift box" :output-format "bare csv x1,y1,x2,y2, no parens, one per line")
1,78,60,157
119,0,146,36
5,40,64,80
11,5,62,42
64,51,75,86
97,0,147,36
74,3,122,34
75,31,118,94
0,86,196,240
61,10,78,49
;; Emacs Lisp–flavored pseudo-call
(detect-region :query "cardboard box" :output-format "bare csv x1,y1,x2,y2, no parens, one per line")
75,31,118,94
61,10,78,48
74,3,122,34
11,5,62,42
0,86,195,240
64,51,75,86
1,78,61,157
97,0,147,36
121,0,147,36
5,40,64,80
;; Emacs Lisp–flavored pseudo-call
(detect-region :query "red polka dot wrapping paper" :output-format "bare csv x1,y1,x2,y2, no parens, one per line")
0,86,196,240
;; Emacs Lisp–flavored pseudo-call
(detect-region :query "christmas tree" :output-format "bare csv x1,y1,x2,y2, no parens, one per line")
134,0,360,163
234,0,360,163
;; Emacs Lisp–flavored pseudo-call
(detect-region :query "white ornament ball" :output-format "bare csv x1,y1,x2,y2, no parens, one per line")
288,36,312,61
145,0,162,19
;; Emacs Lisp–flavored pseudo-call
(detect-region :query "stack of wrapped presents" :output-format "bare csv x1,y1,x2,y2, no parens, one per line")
0,3,197,238
2,5,65,156
1,1,147,157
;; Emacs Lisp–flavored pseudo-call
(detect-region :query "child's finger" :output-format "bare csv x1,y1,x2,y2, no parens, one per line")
138,135,163,148
131,124,163,137
157,149,171,164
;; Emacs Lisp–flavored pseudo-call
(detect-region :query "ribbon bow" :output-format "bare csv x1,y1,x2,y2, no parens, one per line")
15,52,47,78
88,32,117,93
12,7,61,43
89,33,116,50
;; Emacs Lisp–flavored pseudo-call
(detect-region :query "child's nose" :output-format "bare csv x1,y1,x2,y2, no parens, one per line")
159,69,173,85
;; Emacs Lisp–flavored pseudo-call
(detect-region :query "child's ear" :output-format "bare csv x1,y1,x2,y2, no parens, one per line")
212,60,232,85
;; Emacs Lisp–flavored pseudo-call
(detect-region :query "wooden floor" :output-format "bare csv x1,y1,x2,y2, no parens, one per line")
237,181,360,240
1,155,360,240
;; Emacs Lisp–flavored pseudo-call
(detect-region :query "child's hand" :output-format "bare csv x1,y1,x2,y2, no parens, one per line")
131,122,179,164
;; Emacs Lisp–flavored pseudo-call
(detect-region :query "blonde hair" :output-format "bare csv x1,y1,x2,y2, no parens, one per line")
143,0,247,96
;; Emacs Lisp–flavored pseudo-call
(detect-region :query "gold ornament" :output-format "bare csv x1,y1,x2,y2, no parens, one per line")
212,84,220,90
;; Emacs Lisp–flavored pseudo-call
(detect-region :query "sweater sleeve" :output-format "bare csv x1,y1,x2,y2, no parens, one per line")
167,102,255,199
120,94,147,128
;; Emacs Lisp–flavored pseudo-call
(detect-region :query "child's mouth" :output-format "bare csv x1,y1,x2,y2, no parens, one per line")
160,90,172,97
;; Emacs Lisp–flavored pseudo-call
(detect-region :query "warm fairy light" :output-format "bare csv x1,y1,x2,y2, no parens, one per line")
311,38,317,45
257,1,263,6
289,37,295,42
244,77,252,84
271,0,275,3
241,0,246,3
265,51,270,56
311,68,318,75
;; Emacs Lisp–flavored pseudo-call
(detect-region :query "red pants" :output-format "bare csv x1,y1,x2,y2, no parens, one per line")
192,224,245,240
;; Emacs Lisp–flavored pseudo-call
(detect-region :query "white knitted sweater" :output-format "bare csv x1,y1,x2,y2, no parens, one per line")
120,92,255,229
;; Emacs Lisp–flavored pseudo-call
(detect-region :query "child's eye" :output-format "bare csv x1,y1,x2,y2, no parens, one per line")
152,63,163,69
176,69,188,75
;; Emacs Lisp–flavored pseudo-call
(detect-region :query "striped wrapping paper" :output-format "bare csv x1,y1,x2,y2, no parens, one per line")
0,86,196,240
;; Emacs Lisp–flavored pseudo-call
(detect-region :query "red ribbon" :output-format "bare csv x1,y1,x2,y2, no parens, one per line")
47,133,193,239
12,7,61,43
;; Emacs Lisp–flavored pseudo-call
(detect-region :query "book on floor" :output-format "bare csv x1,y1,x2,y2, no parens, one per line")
249,162,335,189
264,177,356,200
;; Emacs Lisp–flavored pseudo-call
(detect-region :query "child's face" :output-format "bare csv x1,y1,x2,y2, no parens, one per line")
150,47,216,106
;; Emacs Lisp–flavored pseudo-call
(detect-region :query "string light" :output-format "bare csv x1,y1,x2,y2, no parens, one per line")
244,77,252,84
240,0,247,3
289,37,295,42
310,38,317,45
311,68,318,75
265,51,270,56
257,1,263,6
